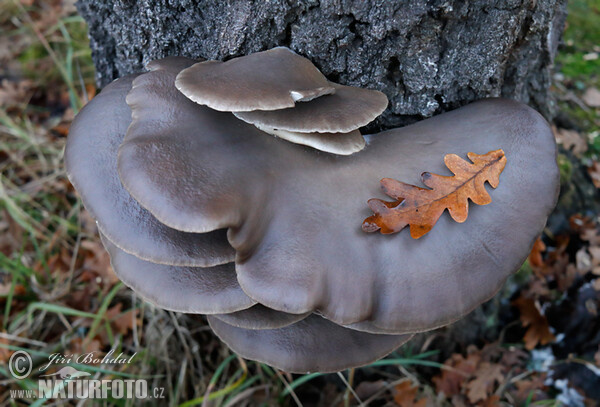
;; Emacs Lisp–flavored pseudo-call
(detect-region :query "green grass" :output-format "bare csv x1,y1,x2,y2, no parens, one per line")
556,0,600,86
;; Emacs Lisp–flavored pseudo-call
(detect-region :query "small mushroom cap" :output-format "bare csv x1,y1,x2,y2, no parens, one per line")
99,233,255,314
214,305,310,330
175,47,335,112
208,314,412,373
119,57,559,333
234,84,388,133
255,124,365,155
65,68,234,267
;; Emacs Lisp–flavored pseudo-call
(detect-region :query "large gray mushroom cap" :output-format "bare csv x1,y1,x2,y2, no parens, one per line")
118,57,559,336
66,51,559,373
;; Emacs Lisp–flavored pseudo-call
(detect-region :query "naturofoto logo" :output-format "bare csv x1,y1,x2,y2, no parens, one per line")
8,349,165,401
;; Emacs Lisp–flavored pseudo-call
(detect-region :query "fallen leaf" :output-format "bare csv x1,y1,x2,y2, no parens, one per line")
513,296,556,349
576,247,593,274
479,394,501,407
553,126,588,155
581,228,600,246
589,246,600,275
588,162,600,189
512,374,548,404
105,303,140,336
582,87,600,108
0,282,26,297
0,335,11,363
68,337,102,356
363,149,506,238
500,347,529,369
393,380,427,407
0,79,33,107
80,240,118,285
529,237,547,268
466,362,504,403
433,351,481,397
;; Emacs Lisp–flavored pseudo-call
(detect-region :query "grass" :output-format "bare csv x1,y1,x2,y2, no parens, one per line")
1,0,599,406
554,0,600,161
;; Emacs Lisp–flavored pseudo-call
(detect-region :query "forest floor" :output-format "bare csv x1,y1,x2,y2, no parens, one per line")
0,0,599,406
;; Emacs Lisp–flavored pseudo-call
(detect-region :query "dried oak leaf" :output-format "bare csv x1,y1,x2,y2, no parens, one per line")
363,149,506,238
553,126,588,156
393,380,427,407
512,374,548,404
433,351,481,398
588,162,600,189
529,237,547,268
466,362,504,403
512,296,556,350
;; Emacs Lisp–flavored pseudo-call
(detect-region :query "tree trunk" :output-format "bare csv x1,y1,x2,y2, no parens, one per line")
77,0,567,130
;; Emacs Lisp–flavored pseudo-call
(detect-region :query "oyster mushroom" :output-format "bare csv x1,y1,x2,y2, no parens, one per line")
66,49,559,373
233,83,388,134
208,314,412,374
176,48,388,155
118,58,559,335
213,305,310,330
175,47,335,112
99,233,254,314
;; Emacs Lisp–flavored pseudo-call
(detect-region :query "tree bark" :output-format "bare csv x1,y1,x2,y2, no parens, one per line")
77,0,567,129
78,0,568,129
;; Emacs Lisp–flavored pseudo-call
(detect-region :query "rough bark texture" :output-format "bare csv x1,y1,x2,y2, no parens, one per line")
77,0,567,129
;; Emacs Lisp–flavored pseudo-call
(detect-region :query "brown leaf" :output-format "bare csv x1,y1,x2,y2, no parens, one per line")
513,296,556,349
569,214,596,235
553,126,588,155
433,351,481,398
588,162,600,189
68,337,102,356
511,374,548,404
582,87,600,108
106,303,140,336
0,335,11,363
499,347,529,370
479,395,501,407
393,380,427,407
80,240,118,285
363,149,506,238
529,237,547,268
0,79,33,107
466,362,504,403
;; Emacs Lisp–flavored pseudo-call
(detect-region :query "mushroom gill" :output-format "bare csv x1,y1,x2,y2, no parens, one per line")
65,49,559,373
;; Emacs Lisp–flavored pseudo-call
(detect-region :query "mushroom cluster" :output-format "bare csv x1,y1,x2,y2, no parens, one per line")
65,48,559,373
